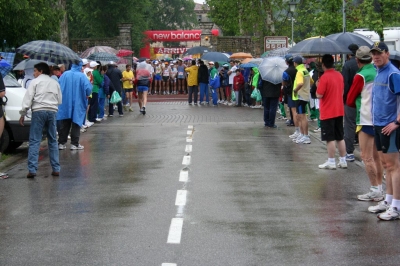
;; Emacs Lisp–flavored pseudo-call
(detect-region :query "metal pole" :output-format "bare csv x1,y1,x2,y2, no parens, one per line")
291,16,294,46
343,0,346,32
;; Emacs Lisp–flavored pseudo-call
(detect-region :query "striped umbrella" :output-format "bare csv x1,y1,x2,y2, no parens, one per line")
16,40,81,64
80,46,117,58
87,52,119,63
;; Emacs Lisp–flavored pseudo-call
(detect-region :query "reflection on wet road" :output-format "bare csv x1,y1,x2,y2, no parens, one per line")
1,103,399,265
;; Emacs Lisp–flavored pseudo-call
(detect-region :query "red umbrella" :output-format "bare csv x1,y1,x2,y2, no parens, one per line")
116,49,133,57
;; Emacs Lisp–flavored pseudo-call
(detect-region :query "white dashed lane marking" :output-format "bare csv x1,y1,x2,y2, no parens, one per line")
179,170,188,182
185,145,192,153
175,190,187,206
188,125,193,129
187,130,192,135
182,155,191,165
167,218,183,244
161,263,177,266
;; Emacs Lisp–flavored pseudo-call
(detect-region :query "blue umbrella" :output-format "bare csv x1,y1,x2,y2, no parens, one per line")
240,63,258,68
201,52,229,62
0,60,12,78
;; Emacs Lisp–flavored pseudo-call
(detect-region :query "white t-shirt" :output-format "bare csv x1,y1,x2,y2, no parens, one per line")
146,63,154,77
228,65,237,84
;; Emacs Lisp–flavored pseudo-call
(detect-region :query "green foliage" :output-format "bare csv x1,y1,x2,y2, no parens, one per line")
0,0,63,48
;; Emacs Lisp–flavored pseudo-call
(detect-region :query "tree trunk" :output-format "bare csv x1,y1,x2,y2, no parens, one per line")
59,0,69,46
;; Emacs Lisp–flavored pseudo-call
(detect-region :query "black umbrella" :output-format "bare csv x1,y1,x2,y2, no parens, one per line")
87,52,119,63
16,40,81,64
183,46,212,56
389,50,400,61
201,52,229,62
288,36,350,55
326,32,374,49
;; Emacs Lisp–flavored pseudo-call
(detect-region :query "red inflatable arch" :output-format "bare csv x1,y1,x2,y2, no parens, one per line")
140,29,219,58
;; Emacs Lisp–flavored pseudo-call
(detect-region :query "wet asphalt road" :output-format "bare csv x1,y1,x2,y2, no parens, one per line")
1,101,400,266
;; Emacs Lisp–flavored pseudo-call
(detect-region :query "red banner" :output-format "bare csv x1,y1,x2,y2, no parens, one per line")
153,47,189,54
145,30,202,41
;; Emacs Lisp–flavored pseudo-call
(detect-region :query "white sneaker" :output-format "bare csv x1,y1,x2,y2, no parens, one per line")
70,144,84,150
337,161,348,169
95,118,102,122
313,127,321,132
293,134,303,143
58,144,66,150
85,121,94,127
80,128,87,133
377,206,400,221
243,103,248,107
357,190,385,201
368,200,389,213
82,125,88,129
223,101,228,105
295,135,306,144
289,132,299,139
318,161,336,170
300,136,311,144
228,102,235,106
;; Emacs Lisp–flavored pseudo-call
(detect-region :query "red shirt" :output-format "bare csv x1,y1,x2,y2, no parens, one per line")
233,74,244,91
316,68,344,120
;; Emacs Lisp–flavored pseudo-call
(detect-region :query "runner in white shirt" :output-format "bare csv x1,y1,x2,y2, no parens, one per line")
227,61,237,105
170,63,178,94
162,63,171,94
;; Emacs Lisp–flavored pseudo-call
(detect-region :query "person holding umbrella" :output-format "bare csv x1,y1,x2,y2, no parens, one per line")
185,60,199,105
19,62,62,177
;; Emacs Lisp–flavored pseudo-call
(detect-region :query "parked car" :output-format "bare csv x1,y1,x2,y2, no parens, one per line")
0,74,31,153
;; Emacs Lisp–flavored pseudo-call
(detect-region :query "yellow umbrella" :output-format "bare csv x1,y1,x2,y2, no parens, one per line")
230,52,253,60
241,58,253,64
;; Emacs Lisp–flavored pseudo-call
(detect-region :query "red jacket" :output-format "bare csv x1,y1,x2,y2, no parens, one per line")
233,74,244,91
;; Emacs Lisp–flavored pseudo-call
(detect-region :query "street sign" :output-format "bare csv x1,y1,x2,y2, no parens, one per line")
264,36,288,52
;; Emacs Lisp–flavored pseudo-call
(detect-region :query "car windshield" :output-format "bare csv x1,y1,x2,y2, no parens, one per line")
3,74,22,88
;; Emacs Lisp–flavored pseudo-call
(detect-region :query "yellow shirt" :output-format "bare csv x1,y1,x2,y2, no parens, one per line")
122,70,134,89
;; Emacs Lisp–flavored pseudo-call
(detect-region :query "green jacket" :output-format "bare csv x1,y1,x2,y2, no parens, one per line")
252,67,259,88
92,69,103,93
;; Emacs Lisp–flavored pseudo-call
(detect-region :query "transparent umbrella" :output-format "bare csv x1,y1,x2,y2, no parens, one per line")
80,46,117,59
14,59,56,71
258,57,287,84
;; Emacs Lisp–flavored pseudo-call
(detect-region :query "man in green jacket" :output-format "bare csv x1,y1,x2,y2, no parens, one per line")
251,67,261,108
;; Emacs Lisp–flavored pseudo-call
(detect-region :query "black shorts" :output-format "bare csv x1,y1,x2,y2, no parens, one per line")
320,116,344,142
374,126,400,153
162,76,169,82
296,100,308,114
124,88,133,93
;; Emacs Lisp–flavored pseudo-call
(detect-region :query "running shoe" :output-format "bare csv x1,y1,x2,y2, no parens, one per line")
58,144,66,150
293,134,303,143
318,161,337,170
337,161,348,169
70,144,84,150
313,127,321,132
346,154,355,162
357,190,384,201
289,132,300,139
368,200,389,213
377,206,400,221
300,136,311,144
142,107,146,115
129,108,134,112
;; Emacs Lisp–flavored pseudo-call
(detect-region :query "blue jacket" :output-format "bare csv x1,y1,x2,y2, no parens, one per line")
372,62,400,126
57,63,92,126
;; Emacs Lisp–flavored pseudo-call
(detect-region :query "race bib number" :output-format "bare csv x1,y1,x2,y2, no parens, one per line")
178,72,184,76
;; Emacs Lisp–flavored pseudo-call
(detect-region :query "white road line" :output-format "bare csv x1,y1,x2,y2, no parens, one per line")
175,190,187,206
179,170,188,182
187,130,192,135
167,218,183,244
188,125,193,129
161,263,177,266
186,137,192,142
182,155,191,165
185,145,192,153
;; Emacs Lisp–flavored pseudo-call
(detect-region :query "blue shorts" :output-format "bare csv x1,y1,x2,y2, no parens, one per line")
287,96,296,108
154,74,162,81
137,86,149,92
360,125,374,136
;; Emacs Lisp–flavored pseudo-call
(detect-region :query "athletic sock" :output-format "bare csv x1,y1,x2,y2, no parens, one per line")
385,194,393,204
339,156,346,163
295,127,300,133
378,184,383,192
371,186,379,192
391,199,400,210
328,158,335,164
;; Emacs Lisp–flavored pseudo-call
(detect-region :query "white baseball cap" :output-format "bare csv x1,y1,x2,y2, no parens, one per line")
108,61,116,65
89,61,99,68
209,61,214,65
81,58,89,65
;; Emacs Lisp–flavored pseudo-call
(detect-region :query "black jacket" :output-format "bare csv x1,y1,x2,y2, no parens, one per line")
106,65,123,93
260,80,281,98
283,64,297,96
198,65,209,84
341,56,358,103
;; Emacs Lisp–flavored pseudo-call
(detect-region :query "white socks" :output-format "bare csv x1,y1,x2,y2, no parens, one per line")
328,158,335,164
392,199,400,210
385,194,393,204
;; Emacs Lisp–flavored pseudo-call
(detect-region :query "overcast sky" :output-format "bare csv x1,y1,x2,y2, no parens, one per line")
194,0,205,4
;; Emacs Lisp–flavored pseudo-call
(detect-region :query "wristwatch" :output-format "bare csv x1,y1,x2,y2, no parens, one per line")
394,120,400,126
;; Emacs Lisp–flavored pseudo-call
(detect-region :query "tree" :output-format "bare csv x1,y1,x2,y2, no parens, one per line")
0,0,63,49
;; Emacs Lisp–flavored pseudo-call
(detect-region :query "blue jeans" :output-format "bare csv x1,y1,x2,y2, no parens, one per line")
28,111,60,173
199,83,209,103
98,97,105,118
263,97,279,127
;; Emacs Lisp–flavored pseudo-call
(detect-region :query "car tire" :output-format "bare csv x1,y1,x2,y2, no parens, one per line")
0,128,10,153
